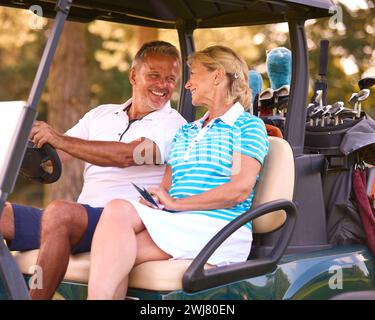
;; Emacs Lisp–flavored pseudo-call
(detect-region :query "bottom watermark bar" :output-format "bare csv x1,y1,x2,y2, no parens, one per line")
138,302,235,318
0,300,370,317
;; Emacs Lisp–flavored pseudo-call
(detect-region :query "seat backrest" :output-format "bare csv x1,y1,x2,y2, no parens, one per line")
252,136,295,233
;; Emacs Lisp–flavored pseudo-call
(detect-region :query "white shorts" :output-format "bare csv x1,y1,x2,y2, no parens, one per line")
127,200,253,266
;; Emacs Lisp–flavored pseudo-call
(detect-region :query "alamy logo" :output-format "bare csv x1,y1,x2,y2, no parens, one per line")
328,5,343,30
328,265,343,290
28,265,43,289
29,5,44,30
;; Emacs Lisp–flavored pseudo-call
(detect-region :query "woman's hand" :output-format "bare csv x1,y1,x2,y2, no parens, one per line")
138,196,164,209
147,186,177,211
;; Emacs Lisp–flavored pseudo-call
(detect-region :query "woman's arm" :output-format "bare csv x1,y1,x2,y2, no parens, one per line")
138,165,172,208
160,165,172,191
150,152,261,211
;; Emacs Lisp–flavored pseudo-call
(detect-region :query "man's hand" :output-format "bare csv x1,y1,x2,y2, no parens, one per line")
30,121,64,149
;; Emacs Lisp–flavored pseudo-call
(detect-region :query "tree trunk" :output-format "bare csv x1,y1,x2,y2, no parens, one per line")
44,22,90,206
135,26,158,48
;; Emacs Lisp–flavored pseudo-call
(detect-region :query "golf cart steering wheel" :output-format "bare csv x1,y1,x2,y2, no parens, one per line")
20,141,62,184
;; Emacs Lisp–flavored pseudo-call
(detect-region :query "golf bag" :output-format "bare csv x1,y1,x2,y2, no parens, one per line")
305,118,375,247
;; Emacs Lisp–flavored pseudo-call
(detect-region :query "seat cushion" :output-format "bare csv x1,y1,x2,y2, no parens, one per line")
13,250,213,291
13,250,90,284
252,137,295,233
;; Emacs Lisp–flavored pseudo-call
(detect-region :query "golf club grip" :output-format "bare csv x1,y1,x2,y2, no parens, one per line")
319,40,329,77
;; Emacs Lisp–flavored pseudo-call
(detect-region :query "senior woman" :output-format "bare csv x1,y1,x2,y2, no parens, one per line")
87,45,269,299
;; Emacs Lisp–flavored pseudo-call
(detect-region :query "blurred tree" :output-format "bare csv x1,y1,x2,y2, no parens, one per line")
0,8,46,102
1,8,48,207
136,26,158,47
87,21,135,105
44,21,90,205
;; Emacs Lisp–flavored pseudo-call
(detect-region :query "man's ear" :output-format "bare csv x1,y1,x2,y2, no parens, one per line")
129,67,136,85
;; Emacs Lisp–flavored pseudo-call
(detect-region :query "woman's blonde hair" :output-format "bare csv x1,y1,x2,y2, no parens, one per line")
187,45,251,109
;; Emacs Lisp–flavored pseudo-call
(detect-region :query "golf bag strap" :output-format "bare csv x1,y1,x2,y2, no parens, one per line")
352,167,375,257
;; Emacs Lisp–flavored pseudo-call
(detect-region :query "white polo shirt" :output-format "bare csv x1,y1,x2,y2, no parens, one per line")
65,99,187,207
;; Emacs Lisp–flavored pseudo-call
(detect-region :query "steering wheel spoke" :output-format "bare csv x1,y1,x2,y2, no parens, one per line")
20,142,62,184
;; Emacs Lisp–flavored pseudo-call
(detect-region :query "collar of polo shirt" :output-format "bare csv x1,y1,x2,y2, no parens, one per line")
114,98,173,120
193,102,245,129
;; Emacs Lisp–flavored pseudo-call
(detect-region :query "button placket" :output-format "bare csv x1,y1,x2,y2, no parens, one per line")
183,120,214,161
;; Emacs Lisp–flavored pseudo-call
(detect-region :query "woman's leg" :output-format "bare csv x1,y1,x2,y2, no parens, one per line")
87,200,170,300
87,199,142,300
112,230,171,299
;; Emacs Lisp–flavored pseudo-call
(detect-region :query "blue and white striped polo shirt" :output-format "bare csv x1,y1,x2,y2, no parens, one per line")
167,102,269,231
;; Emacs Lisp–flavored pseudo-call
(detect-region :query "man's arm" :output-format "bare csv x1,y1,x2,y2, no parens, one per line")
31,121,161,167
58,135,161,167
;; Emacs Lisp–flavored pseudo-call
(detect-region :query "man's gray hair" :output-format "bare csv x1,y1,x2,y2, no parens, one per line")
132,41,181,70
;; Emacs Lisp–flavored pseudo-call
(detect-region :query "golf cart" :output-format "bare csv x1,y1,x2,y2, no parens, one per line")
0,0,375,300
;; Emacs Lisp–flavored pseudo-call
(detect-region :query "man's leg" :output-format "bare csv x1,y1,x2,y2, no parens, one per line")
1,203,42,252
29,200,89,300
0,202,15,242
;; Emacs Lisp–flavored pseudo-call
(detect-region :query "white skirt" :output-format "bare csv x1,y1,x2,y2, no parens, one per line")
127,200,252,266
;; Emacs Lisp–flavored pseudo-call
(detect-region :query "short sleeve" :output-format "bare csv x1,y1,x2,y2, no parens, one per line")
64,111,91,140
233,117,269,165
140,116,186,163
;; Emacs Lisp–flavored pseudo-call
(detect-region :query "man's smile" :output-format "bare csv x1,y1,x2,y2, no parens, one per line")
150,89,167,97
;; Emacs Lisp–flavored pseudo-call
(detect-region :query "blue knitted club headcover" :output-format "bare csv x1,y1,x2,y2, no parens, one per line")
248,70,263,105
266,47,292,89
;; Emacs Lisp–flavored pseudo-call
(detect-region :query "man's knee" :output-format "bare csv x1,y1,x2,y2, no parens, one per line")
0,202,14,241
41,200,88,237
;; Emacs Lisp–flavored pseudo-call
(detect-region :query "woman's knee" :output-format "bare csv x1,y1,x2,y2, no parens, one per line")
101,199,140,230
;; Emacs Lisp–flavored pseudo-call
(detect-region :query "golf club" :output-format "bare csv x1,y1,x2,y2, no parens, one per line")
355,88,370,117
320,104,332,127
358,76,375,90
328,101,344,125
335,108,357,124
